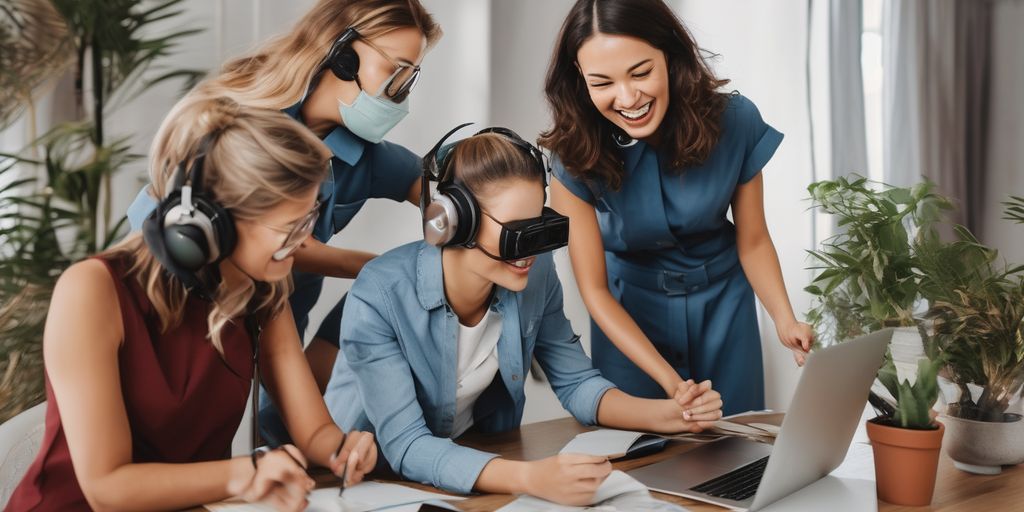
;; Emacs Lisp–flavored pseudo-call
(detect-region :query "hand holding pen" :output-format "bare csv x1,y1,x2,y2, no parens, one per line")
329,430,378,495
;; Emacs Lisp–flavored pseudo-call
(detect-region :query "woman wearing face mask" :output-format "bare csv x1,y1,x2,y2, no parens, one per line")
124,0,442,444
538,0,813,415
5,97,376,512
322,126,723,506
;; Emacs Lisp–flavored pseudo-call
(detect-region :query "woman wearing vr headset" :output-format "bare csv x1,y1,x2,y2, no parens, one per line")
321,126,723,505
6,97,376,511
538,0,814,415
124,0,441,444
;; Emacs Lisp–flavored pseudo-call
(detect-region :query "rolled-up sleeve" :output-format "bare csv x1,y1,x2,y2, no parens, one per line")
737,96,784,184
340,274,498,494
532,260,616,425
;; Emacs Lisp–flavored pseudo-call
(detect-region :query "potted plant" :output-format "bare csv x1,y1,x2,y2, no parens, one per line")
916,198,1024,475
867,354,945,506
805,175,950,505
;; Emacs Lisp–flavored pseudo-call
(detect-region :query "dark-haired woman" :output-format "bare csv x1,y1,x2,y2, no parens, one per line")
539,0,813,415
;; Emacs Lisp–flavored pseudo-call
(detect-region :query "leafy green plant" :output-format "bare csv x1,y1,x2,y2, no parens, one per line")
917,208,1024,423
804,175,951,345
1004,196,1024,224
0,0,202,423
805,175,951,429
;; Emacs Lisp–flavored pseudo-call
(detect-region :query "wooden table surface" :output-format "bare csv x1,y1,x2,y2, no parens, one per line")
302,414,1023,512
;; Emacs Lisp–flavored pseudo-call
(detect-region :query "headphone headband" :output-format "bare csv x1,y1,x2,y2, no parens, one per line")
421,124,550,249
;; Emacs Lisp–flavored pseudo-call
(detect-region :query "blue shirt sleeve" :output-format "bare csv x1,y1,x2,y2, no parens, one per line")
126,185,158,231
338,272,499,494
550,154,597,205
532,256,616,424
736,95,784,184
368,141,421,203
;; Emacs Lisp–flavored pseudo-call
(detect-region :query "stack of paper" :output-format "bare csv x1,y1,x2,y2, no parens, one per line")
205,481,464,512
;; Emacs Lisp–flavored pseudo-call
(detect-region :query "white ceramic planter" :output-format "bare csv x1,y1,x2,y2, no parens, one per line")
941,412,1024,475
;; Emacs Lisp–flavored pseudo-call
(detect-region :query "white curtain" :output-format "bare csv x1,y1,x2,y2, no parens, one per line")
828,0,868,179
882,0,994,232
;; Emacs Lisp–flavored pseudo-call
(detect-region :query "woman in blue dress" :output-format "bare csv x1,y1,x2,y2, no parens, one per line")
125,0,441,444
538,0,813,415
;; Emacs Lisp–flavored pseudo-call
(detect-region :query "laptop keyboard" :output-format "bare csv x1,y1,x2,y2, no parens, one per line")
690,456,769,501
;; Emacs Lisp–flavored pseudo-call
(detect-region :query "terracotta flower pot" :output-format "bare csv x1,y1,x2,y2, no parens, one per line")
866,419,945,506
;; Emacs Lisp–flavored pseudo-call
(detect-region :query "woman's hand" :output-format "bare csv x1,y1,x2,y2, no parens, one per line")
777,320,813,366
227,445,314,512
523,454,613,506
329,430,378,486
648,380,723,434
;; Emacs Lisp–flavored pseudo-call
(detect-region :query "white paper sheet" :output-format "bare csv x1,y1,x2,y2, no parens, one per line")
496,470,689,512
205,481,464,512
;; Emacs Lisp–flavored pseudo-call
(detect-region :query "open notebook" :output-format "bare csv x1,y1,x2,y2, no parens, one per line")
560,416,781,460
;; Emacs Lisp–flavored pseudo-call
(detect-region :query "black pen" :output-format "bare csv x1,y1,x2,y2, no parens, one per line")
336,435,348,497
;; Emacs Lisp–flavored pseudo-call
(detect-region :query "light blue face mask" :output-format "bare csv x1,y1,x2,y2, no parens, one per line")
338,89,409,144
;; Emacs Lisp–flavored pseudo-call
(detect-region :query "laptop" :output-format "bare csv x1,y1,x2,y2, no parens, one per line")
628,328,893,511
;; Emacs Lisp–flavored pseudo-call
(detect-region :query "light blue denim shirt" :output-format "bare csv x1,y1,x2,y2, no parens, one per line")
323,241,617,494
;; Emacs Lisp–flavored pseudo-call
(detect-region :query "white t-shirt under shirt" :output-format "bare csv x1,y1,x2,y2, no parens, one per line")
452,309,502,437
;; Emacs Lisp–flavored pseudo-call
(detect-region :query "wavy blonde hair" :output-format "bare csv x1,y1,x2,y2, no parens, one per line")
145,0,441,211
103,97,331,354
194,0,439,112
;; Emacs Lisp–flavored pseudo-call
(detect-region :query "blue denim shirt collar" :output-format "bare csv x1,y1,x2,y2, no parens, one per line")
414,243,516,315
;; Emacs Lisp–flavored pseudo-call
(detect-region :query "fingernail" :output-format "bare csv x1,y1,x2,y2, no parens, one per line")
684,411,692,420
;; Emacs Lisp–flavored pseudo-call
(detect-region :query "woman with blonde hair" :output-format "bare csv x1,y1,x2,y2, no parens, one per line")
124,0,443,444
6,97,376,512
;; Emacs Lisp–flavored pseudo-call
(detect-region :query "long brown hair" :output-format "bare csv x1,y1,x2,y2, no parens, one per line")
103,97,331,354
538,0,730,190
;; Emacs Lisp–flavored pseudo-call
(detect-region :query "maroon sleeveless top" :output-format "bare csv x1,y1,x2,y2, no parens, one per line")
6,256,254,511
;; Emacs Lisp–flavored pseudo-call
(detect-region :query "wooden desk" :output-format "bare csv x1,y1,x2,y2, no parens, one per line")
323,416,1023,511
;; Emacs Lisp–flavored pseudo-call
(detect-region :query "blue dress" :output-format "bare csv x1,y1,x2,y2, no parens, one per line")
551,93,782,415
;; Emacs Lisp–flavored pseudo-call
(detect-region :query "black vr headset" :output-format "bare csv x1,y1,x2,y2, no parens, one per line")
420,123,569,261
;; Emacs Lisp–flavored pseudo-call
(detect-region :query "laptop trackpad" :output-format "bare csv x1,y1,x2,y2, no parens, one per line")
629,437,774,491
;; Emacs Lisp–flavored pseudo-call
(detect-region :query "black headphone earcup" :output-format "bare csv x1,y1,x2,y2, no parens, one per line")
330,46,360,82
194,196,236,262
444,183,480,247
164,224,209,272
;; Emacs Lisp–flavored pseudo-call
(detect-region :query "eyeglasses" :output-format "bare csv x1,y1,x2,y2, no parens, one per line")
252,200,321,261
357,37,421,103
